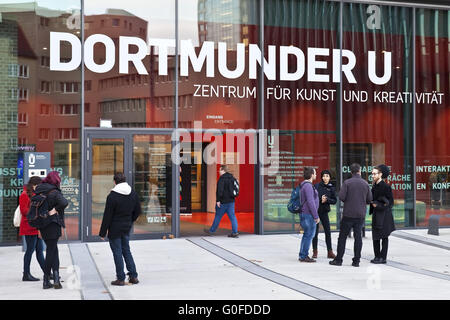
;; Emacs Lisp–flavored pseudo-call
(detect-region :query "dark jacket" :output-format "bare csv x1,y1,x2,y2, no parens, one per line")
315,181,337,215
216,172,235,204
370,180,396,240
34,183,68,240
300,181,319,219
338,174,373,219
99,183,141,239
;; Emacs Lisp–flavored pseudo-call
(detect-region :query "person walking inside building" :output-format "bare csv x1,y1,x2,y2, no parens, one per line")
370,164,395,264
330,163,372,267
298,167,320,262
19,176,45,282
312,170,337,259
35,171,68,289
204,165,239,238
99,173,141,286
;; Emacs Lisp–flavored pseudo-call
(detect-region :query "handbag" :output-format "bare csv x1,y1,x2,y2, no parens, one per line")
13,205,21,227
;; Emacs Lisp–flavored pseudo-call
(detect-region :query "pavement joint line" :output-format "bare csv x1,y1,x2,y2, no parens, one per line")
188,237,350,300
68,243,113,300
391,231,450,251
290,234,450,281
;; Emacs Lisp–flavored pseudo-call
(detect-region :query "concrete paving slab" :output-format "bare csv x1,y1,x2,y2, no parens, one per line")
205,233,450,300
88,238,314,300
0,244,81,300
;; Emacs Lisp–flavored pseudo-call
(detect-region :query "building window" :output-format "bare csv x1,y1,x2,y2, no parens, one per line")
60,82,80,93
112,18,120,26
41,56,50,67
39,128,50,140
84,80,92,91
40,104,51,115
40,17,49,27
41,81,51,93
8,64,29,78
56,128,78,140
18,137,27,145
18,113,28,126
56,104,79,115
84,103,90,113
11,88,29,101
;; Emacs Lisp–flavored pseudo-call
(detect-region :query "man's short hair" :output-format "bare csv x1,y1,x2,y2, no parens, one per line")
304,167,315,180
113,172,126,184
220,165,228,172
350,163,361,174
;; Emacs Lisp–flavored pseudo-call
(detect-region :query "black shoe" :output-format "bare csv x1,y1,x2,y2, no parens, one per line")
370,257,381,264
203,228,213,236
329,259,342,266
371,257,387,264
352,261,360,267
53,271,62,289
227,233,239,238
128,277,139,285
43,274,53,289
23,272,40,282
111,279,125,286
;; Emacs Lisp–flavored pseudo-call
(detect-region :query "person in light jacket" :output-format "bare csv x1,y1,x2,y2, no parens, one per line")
298,167,320,263
370,164,396,264
100,173,141,286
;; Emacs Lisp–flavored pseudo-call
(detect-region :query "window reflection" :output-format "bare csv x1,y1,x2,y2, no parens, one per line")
0,0,81,242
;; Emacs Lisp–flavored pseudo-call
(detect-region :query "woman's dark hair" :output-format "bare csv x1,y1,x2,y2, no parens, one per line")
321,170,332,179
304,167,315,180
26,176,42,198
42,171,61,188
375,164,390,179
114,172,126,184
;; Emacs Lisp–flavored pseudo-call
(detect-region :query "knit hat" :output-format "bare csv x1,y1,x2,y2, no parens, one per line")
377,164,390,179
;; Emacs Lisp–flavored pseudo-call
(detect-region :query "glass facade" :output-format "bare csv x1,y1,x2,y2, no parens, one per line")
0,0,448,244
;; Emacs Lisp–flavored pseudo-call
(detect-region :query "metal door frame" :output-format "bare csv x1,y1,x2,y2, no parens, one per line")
82,128,176,242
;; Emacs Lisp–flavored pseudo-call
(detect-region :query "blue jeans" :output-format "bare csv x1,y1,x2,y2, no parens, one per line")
299,214,316,259
210,202,238,234
23,235,45,274
109,234,138,281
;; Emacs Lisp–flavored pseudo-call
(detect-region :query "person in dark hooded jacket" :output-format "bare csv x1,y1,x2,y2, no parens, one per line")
370,164,395,264
34,171,68,289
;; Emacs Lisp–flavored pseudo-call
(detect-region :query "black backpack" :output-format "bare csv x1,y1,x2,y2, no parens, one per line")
229,176,240,198
27,190,56,229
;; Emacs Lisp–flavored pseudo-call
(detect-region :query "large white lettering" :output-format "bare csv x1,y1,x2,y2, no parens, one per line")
180,40,215,77
49,32,392,84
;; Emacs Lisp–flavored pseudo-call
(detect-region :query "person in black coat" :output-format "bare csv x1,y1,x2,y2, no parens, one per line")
370,164,396,264
312,170,337,259
35,171,68,289
99,173,141,286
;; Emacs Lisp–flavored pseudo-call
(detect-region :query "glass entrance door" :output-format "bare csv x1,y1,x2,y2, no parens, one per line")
84,131,174,241
90,138,124,239
132,134,172,237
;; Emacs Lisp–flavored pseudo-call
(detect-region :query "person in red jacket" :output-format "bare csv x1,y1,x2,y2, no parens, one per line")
19,176,45,281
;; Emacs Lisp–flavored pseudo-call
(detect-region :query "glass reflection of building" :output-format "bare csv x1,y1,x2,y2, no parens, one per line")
0,0,448,244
